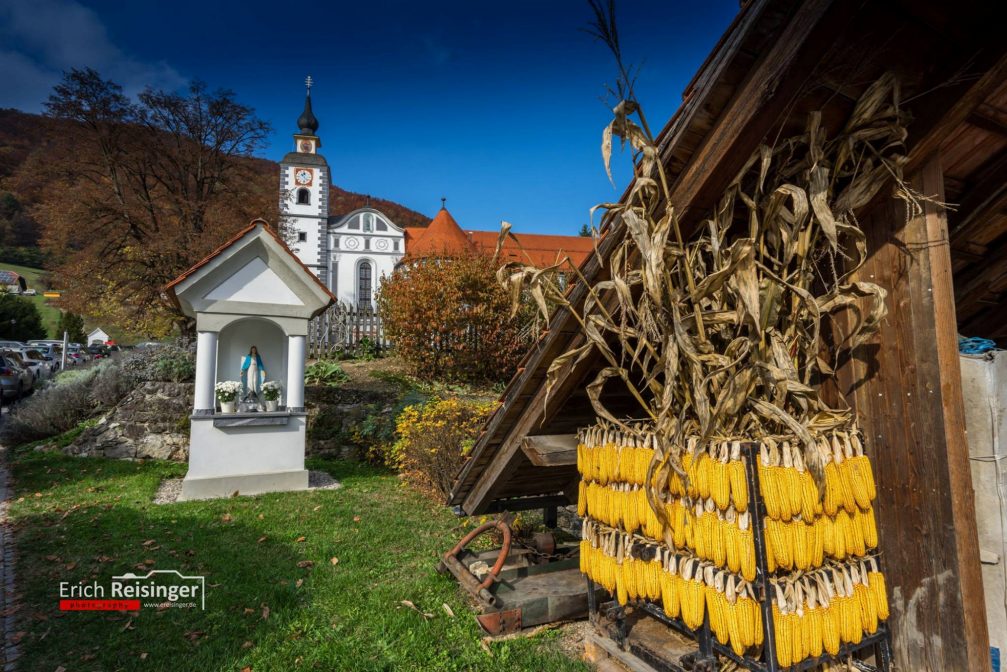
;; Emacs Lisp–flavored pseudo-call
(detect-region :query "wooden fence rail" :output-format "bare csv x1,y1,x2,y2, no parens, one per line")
308,304,389,359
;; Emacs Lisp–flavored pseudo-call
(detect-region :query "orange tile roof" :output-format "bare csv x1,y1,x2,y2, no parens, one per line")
403,207,475,259
165,218,336,313
467,230,593,269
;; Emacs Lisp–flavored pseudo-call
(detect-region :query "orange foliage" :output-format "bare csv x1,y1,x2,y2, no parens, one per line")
378,254,529,383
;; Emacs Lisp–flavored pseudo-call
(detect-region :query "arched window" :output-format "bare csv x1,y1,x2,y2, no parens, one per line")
363,213,374,233
357,261,373,309
296,188,310,205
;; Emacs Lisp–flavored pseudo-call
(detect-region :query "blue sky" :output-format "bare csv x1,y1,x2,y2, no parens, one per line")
0,0,738,235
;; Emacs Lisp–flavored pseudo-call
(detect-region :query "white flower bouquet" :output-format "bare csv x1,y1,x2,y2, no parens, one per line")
262,380,282,402
215,380,242,403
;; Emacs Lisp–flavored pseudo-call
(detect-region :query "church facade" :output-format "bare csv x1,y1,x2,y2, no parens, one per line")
279,84,405,310
279,82,591,310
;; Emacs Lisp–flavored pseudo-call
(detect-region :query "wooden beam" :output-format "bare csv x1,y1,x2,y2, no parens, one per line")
845,156,989,672
520,434,579,467
968,106,1007,138
906,51,1007,173
949,147,1007,247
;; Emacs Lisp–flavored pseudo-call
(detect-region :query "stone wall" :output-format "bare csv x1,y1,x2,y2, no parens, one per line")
64,382,193,461
305,384,400,460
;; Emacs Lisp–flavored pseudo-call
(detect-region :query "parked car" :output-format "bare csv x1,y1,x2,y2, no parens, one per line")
87,344,109,360
0,352,33,402
22,289,36,296
13,348,52,381
64,344,88,364
0,341,26,350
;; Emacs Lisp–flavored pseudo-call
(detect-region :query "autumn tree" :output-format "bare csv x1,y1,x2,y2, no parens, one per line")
30,68,273,335
378,254,529,384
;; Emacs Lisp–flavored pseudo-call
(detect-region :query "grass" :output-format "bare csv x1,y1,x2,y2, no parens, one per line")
0,262,61,338
6,446,586,672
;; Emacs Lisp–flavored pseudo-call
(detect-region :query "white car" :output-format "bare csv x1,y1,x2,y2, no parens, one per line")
22,289,36,296
13,348,51,381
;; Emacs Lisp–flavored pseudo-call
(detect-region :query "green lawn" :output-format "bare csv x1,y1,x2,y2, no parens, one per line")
0,262,61,338
7,449,586,672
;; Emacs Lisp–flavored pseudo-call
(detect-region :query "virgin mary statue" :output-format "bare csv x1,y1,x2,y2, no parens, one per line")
241,345,266,401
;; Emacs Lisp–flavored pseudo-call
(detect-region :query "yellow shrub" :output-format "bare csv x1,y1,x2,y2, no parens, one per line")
392,397,497,498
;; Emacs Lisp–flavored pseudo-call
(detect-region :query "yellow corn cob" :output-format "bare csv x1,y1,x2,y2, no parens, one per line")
856,454,877,501
869,570,889,620
725,519,741,575
753,600,764,647
711,517,727,569
727,598,745,655
729,458,749,513
739,527,756,581
789,612,803,667
847,457,873,511
616,562,628,605
706,586,725,643
800,472,820,520
712,459,731,511
673,501,687,549
822,602,841,655
738,596,755,648
578,480,587,516
824,460,842,517
861,508,879,550
856,581,878,635
792,520,808,570
758,460,782,519
696,452,712,500
844,509,866,558
806,607,824,658
781,444,801,521
661,569,680,618
773,605,791,668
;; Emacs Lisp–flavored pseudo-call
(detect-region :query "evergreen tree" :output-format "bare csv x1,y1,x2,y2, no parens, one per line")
55,311,86,343
0,293,45,341
578,224,591,236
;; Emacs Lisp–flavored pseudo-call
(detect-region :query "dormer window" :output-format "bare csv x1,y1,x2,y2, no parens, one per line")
363,213,374,233
296,188,310,205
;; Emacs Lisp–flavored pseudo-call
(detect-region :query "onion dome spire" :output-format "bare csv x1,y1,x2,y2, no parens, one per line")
297,75,319,136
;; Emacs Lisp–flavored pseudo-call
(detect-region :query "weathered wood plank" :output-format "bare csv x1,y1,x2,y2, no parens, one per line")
520,434,579,467
846,156,989,672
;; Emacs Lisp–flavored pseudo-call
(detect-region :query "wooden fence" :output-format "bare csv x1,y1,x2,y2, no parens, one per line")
308,304,389,359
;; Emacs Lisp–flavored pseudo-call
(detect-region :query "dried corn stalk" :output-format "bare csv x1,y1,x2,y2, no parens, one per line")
496,67,922,493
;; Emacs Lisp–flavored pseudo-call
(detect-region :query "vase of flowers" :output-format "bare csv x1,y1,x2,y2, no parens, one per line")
262,380,282,412
215,380,241,413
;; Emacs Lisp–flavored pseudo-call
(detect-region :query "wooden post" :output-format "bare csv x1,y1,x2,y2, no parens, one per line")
845,155,989,671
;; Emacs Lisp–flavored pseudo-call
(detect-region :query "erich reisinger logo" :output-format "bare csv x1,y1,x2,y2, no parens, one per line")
59,570,206,611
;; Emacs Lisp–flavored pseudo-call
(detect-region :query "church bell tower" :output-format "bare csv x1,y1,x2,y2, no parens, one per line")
279,76,329,285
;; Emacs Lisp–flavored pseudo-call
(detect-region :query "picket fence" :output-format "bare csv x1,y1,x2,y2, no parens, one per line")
307,304,389,359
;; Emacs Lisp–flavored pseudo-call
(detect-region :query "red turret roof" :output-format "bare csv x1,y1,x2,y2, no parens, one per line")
403,207,475,259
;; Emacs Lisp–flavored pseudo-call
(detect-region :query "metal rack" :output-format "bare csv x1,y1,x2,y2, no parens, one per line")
585,442,893,672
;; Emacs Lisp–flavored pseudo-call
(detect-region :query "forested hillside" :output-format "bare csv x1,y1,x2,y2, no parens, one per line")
0,106,429,335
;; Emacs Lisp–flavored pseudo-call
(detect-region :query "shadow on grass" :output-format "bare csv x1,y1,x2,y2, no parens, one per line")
12,501,310,672
7,452,587,672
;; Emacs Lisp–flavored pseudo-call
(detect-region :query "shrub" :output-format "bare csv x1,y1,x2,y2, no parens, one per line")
2,368,98,445
378,253,528,384
305,360,349,387
89,359,139,408
151,347,195,382
392,397,496,498
120,343,195,383
351,390,429,465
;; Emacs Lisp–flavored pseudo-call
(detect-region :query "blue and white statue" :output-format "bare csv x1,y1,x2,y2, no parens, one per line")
241,345,266,402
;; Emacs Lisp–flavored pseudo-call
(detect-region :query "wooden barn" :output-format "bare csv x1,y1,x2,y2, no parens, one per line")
449,1,1006,670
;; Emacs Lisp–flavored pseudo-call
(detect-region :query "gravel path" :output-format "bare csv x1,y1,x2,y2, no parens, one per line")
153,470,341,504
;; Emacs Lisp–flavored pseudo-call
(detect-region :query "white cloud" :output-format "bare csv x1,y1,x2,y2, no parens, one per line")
0,0,186,111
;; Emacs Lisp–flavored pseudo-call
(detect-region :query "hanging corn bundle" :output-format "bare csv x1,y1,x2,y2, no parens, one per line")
495,12,922,662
